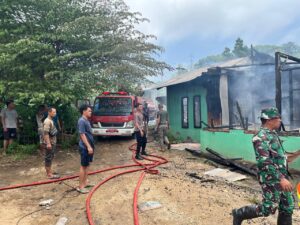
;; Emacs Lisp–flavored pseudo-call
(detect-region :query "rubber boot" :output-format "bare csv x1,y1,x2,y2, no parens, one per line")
141,150,148,156
277,212,292,225
135,153,143,160
232,205,259,225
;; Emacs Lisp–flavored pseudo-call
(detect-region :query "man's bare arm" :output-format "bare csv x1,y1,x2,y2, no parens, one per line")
80,133,93,154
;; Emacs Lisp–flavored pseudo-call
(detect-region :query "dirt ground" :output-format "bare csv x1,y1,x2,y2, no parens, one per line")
1,137,300,225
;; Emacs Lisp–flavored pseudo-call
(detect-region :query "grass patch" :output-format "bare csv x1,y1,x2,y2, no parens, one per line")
6,142,38,160
60,133,78,150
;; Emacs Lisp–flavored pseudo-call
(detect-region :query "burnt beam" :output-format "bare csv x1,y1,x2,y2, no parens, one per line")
277,52,300,63
275,52,300,118
205,148,257,176
275,52,282,115
289,70,294,125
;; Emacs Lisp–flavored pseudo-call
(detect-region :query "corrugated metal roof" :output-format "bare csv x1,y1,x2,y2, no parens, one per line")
154,57,252,89
154,67,209,89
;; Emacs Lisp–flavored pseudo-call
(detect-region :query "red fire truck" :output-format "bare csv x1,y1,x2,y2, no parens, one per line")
91,91,141,136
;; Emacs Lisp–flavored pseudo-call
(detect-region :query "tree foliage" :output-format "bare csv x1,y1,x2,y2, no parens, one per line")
0,0,171,106
194,37,248,68
195,38,300,68
232,37,249,57
255,42,300,58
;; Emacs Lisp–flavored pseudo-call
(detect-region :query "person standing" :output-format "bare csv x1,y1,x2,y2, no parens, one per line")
43,107,59,179
1,100,18,155
77,104,94,194
232,107,300,225
155,104,170,151
43,105,62,132
134,103,147,160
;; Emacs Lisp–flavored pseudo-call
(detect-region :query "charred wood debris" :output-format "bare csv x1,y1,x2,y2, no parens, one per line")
185,147,257,179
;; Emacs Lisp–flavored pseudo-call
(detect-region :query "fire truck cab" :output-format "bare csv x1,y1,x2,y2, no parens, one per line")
91,91,141,137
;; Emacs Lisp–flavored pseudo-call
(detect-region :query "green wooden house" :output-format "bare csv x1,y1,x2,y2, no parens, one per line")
155,55,300,170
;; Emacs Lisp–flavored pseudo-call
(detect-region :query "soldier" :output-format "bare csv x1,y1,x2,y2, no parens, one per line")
232,107,300,225
155,104,170,151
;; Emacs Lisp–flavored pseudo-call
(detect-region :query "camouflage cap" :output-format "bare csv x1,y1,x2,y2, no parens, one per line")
260,107,280,120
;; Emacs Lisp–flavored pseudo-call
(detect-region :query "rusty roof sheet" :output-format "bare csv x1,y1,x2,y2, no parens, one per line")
154,57,251,89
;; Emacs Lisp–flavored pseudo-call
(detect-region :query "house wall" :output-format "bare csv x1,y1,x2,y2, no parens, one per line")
167,81,207,142
200,129,300,170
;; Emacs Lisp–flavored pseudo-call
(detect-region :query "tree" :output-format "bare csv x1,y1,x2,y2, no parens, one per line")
175,65,188,75
232,38,249,57
281,42,300,56
0,0,171,106
254,42,300,58
222,47,233,58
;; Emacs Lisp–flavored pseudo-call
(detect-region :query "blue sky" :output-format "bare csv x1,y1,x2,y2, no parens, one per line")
125,0,300,70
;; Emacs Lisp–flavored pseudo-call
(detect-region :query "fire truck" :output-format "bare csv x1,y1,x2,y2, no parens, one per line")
91,91,141,137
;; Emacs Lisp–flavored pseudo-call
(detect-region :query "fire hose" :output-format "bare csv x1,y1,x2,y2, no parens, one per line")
0,142,168,225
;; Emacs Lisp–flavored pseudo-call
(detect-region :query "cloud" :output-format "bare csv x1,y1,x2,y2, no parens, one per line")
125,0,300,45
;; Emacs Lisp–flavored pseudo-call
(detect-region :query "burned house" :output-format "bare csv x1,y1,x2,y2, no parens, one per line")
155,51,300,170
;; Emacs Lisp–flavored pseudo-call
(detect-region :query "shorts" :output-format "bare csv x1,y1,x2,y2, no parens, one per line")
44,144,56,167
4,128,17,140
79,146,94,167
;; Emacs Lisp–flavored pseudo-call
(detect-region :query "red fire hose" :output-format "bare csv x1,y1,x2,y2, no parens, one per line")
0,142,168,225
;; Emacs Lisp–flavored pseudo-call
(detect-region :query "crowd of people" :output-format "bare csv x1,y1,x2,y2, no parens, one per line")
0,98,170,194
0,102,95,193
2,99,300,225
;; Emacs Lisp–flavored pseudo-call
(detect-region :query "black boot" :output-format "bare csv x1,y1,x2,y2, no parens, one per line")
232,205,259,225
141,150,148,156
135,154,143,160
277,212,292,225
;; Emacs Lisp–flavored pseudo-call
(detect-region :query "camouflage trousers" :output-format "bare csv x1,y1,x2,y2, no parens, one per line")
157,125,169,150
257,182,294,216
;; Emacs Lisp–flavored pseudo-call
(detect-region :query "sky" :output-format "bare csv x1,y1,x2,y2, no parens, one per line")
124,0,300,70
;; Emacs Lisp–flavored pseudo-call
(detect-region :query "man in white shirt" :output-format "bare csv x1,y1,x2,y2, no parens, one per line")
1,100,18,155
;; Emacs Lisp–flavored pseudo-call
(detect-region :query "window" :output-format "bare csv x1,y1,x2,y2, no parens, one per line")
93,97,132,116
193,96,201,128
181,97,189,128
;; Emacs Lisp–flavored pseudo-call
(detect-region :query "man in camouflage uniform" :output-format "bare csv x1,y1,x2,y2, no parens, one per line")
155,104,170,151
232,107,297,225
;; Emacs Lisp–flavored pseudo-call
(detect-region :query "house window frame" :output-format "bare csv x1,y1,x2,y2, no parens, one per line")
193,95,201,128
181,96,189,128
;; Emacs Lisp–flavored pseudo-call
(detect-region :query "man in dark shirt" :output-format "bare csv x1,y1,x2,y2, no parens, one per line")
77,104,94,194
134,103,147,160
142,101,149,125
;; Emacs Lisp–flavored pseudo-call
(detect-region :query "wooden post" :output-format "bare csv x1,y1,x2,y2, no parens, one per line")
289,70,293,127
275,52,282,115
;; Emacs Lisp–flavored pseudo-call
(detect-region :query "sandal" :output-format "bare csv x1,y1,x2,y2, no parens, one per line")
47,174,60,179
76,187,89,194
85,184,95,188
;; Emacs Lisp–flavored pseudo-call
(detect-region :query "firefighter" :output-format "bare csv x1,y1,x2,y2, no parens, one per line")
232,107,300,225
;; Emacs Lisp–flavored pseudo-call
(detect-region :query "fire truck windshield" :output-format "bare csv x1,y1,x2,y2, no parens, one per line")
93,97,132,116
